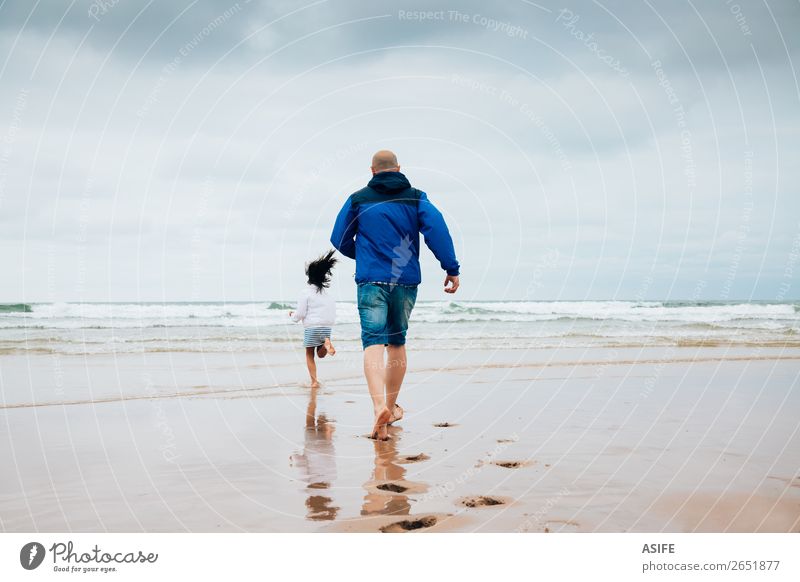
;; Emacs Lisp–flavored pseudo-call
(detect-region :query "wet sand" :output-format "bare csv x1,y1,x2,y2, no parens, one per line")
1,346,798,532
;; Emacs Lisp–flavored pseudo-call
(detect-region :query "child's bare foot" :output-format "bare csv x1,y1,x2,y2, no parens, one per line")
324,337,336,356
371,406,392,440
310,380,320,388
388,403,404,425
316,345,327,358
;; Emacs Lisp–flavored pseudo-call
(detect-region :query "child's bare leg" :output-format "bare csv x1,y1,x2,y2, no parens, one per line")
305,347,319,388
316,344,327,358
324,336,336,356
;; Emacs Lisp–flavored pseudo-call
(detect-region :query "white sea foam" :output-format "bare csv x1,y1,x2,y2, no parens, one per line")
0,301,797,353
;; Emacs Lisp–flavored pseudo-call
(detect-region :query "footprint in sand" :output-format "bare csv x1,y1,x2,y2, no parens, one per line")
492,460,531,469
379,516,438,533
397,453,430,464
433,422,457,428
371,480,427,495
376,482,408,493
459,495,507,508
767,475,800,488
544,519,580,532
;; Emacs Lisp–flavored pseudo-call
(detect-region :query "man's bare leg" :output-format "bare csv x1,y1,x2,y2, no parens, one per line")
305,347,319,388
385,344,407,422
364,344,390,439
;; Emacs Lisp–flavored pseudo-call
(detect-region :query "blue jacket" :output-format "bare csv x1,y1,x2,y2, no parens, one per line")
330,171,460,285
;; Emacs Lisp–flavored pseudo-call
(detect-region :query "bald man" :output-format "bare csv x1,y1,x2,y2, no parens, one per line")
331,150,460,440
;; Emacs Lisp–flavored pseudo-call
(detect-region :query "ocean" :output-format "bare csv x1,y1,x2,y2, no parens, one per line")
1,300,798,355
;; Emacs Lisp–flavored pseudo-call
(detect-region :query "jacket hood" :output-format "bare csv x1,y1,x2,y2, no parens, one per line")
367,171,411,194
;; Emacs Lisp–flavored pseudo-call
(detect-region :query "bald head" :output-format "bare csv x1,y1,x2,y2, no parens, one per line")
371,150,399,174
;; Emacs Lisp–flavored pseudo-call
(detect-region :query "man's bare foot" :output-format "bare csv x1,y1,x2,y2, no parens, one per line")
310,380,320,388
316,345,327,358
371,406,392,440
388,403,404,425
324,337,336,356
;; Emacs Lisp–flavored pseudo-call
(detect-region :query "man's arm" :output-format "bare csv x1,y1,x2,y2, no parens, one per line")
418,191,460,277
330,195,357,260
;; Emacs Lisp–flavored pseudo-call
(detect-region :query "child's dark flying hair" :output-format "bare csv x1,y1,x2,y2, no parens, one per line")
306,249,338,292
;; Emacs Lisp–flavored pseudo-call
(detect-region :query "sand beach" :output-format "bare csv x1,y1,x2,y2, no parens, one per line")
2,336,798,533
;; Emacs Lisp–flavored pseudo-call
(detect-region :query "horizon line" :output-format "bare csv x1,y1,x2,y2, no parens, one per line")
2,298,798,304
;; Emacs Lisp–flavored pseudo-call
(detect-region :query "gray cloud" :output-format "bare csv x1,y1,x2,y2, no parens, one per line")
1,0,798,301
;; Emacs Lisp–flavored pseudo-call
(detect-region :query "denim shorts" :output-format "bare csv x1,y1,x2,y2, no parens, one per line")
356,282,418,349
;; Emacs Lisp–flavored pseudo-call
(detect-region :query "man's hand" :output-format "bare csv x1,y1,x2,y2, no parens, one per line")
444,275,460,294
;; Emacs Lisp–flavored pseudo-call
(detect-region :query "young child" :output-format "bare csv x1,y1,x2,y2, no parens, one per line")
289,249,338,388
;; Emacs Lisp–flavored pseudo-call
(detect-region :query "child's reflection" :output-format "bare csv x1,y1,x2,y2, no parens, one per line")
361,426,411,517
290,386,339,521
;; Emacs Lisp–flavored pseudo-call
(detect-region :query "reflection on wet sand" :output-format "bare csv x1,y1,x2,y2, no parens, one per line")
290,386,339,521
362,426,423,517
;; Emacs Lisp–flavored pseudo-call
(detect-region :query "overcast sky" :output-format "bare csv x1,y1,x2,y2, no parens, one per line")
1,0,798,302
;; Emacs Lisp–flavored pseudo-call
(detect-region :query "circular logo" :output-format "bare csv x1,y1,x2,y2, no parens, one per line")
20,542,46,570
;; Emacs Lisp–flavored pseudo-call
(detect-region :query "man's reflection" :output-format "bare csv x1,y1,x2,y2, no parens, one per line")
290,386,339,521
361,426,411,516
